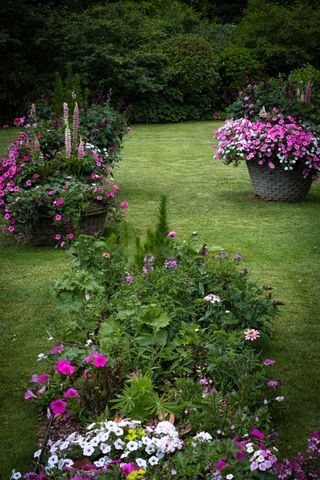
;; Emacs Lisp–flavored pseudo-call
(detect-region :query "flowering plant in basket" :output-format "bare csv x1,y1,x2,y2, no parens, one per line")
214,113,320,179
0,104,127,247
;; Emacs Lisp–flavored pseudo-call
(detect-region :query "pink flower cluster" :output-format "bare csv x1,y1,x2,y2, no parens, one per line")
214,115,320,177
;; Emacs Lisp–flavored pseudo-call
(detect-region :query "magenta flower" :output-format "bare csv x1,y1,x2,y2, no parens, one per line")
24,390,37,400
216,460,228,472
121,463,138,475
263,358,276,366
244,328,260,341
50,344,64,355
55,214,62,221
55,234,61,240
25,180,32,187
47,190,54,195
267,380,280,388
38,373,48,383
250,428,265,440
167,231,177,237
93,354,108,367
67,233,74,239
30,374,39,383
50,399,67,415
53,359,75,375
121,201,128,209
64,388,79,398
8,226,15,232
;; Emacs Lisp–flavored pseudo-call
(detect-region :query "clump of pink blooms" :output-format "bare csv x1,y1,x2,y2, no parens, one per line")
214,114,320,178
0,103,127,247
24,345,109,417
204,293,221,304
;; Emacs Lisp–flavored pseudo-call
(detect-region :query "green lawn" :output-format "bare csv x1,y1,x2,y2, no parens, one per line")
0,123,319,477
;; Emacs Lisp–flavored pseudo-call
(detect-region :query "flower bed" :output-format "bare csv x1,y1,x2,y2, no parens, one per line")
10,199,320,479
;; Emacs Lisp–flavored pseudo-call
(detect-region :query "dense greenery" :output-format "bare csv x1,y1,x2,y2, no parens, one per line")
1,0,320,123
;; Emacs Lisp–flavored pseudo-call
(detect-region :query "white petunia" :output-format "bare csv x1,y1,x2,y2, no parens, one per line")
149,456,159,466
34,449,42,459
127,440,138,451
11,470,22,480
136,458,147,469
100,443,112,454
114,439,125,450
83,444,95,456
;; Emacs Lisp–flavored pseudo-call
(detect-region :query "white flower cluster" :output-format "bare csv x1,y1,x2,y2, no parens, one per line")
44,419,184,473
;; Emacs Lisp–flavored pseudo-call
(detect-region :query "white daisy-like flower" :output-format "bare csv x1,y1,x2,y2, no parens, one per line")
120,451,130,459
145,445,156,454
136,458,147,469
47,454,59,467
115,427,124,436
83,444,95,456
149,456,159,466
127,440,138,451
226,475,234,480
60,441,69,450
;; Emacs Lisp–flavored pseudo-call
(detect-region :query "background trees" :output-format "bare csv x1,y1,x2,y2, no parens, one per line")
1,0,319,122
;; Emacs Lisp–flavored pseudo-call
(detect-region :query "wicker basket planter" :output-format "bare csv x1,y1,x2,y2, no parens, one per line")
246,161,313,202
14,202,108,246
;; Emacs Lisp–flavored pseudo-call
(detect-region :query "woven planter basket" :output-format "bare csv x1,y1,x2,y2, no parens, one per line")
15,202,108,246
246,161,313,202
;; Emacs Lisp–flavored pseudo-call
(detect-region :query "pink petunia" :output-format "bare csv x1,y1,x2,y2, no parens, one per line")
38,373,49,383
250,428,265,440
50,399,67,415
93,354,108,367
167,231,177,237
64,388,79,398
53,359,75,375
24,390,37,400
216,460,228,472
50,344,64,355
55,214,62,221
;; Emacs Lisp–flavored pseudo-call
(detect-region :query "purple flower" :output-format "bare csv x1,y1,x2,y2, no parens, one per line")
233,252,243,262
216,251,228,259
164,258,178,269
263,358,276,366
125,273,135,283
267,380,280,388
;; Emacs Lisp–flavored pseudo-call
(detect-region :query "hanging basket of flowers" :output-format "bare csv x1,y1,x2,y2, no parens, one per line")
0,103,127,247
214,113,320,202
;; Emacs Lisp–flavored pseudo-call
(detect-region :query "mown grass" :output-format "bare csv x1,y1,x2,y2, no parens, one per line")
0,123,319,477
